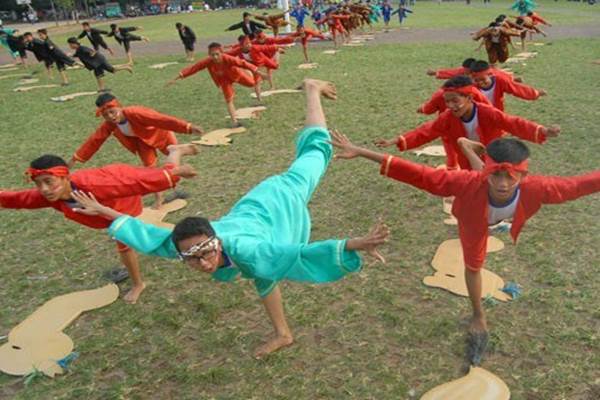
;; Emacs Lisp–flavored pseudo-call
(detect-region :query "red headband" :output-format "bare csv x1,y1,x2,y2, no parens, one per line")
95,99,121,117
241,36,251,46
25,166,70,181
442,85,476,97
482,155,528,179
471,69,491,79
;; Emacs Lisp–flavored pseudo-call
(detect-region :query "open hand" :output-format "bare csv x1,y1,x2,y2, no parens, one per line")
347,221,390,264
71,190,106,216
190,124,204,135
330,129,360,160
543,124,561,138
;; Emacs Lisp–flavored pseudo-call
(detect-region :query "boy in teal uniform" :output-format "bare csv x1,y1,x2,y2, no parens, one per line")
70,79,390,358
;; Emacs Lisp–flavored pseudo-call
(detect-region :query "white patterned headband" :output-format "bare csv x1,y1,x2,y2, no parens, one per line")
178,236,218,259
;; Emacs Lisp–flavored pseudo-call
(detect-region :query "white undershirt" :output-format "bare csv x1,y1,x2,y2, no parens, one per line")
488,188,520,225
461,106,480,141
118,120,135,137
241,52,252,62
480,79,496,105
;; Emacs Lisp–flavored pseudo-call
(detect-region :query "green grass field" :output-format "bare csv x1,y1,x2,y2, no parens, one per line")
1,0,599,49
1,2,599,399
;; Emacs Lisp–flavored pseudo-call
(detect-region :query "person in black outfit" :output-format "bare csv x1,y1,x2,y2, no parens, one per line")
67,37,132,92
38,28,76,86
176,22,196,61
108,23,149,65
78,22,114,56
23,31,54,78
225,12,267,36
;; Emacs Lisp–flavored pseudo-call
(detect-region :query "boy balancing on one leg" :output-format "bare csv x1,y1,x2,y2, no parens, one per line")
78,22,114,56
167,42,268,127
330,133,600,365
0,145,199,304
67,38,132,92
69,79,390,358
68,93,204,209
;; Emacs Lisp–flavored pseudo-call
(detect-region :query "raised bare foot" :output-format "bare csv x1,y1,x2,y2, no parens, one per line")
302,78,337,100
167,143,199,156
254,334,294,359
123,282,146,304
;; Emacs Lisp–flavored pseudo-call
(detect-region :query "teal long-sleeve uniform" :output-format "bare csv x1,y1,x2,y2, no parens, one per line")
108,126,363,298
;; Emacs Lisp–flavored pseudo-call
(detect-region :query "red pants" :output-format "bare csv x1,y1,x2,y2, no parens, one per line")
135,133,178,167
221,72,259,102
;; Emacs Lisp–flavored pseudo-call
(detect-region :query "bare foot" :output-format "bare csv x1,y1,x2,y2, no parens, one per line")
123,282,146,304
254,334,294,359
167,143,199,156
302,78,337,100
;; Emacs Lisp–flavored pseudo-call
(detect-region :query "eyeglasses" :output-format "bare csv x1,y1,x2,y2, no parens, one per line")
178,236,219,262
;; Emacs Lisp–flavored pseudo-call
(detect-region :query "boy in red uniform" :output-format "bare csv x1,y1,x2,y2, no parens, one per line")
167,42,268,127
374,76,560,170
69,93,204,209
330,133,600,365
290,25,328,63
316,11,350,49
469,60,545,112
227,35,286,90
0,144,199,304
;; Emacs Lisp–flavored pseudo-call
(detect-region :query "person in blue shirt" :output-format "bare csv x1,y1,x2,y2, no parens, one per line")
71,79,390,359
392,4,413,25
290,4,311,27
381,1,394,28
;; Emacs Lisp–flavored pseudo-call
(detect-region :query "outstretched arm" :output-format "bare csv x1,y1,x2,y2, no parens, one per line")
70,123,113,167
330,130,474,197
538,172,600,204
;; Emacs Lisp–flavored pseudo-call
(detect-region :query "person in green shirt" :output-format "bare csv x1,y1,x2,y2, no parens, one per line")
70,79,390,358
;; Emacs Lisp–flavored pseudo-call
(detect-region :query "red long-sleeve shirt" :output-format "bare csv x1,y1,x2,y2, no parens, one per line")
0,164,179,229
73,106,192,163
227,44,281,68
380,155,600,270
530,13,549,26
481,73,541,112
178,53,258,87
397,103,545,170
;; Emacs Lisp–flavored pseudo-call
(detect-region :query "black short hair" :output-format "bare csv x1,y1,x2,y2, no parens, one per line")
110,24,117,29
443,75,473,89
486,138,530,164
526,12,533,16
95,92,116,107
489,22,500,27
496,14,507,20
462,58,476,69
243,12,251,17
82,21,90,26
516,17,524,25
23,32,33,37
30,155,68,170
67,37,79,45
238,34,247,42
208,42,222,50
172,217,216,251
37,28,47,35
470,60,490,73
176,22,182,28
